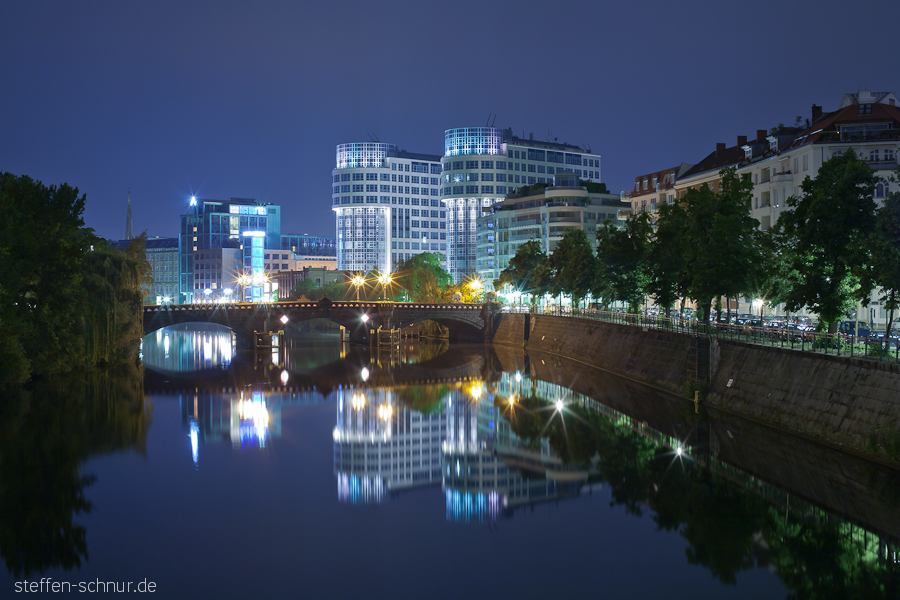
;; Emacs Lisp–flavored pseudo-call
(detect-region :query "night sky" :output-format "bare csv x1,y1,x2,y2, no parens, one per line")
3,0,898,241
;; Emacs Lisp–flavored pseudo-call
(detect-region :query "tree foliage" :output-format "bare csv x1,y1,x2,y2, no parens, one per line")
494,240,548,305
395,252,452,302
673,168,759,322
775,151,877,331
869,171,900,339
646,202,691,312
596,213,653,313
546,229,597,308
0,173,150,386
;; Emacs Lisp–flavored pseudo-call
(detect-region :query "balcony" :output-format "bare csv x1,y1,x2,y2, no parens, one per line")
510,218,540,228
548,216,581,223
771,171,792,183
869,159,899,171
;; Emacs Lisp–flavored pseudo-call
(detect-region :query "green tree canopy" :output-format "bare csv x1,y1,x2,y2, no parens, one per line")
669,168,759,322
0,173,149,384
494,240,548,305
395,252,452,302
869,170,900,338
596,212,653,314
775,150,878,331
547,229,597,308
647,202,691,312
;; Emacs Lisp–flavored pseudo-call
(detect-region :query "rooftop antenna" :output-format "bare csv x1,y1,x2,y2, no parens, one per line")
366,132,374,142
372,133,380,142
485,113,492,127
490,114,497,127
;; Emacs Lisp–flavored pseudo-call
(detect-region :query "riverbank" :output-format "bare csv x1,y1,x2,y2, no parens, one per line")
492,312,900,465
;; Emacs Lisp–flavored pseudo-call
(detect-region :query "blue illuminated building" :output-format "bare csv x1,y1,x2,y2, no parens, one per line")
179,197,281,303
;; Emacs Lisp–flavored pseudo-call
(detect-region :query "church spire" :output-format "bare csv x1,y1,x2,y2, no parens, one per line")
125,188,133,240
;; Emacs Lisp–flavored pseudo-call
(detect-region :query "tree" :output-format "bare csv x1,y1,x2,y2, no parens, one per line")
395,252,452,302
0,173,150,384
647,202,691,314
494,240,548,307
776,151,878,332
596,213,653,314
674,168,759,323
289,277,346,301
546,229,597,309
869,172,900,339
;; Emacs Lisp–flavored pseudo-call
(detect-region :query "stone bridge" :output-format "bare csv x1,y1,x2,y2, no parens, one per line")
143,298,503,346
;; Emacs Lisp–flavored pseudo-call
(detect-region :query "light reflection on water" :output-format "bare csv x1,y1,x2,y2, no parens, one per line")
142,325,235,373
47,327,894,598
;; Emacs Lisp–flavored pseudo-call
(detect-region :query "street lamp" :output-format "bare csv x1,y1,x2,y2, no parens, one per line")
377,272,392,300
468,277,483,303
351,273,365,301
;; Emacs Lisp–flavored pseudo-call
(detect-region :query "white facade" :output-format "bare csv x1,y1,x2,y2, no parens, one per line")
442,127,602,282
332,142,445,274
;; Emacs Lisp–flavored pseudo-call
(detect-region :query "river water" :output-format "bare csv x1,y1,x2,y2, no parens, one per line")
1,324,898,598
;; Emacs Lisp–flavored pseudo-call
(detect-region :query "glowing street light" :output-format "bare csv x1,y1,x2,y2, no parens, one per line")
351,273,365,301
377,272,392,300
361,313,370,323
555,399,564,412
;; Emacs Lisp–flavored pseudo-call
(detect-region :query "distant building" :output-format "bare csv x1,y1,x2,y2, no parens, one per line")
476,172,628,291
331,142,445,275
273,267,345,300
110,236,179,304
626,164,693,215
442,127,603,282
281,233,337,270
179,197,281,304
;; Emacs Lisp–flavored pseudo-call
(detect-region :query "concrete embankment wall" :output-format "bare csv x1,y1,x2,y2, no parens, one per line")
493,313,698,396
491,312,900,463
707,340,900,460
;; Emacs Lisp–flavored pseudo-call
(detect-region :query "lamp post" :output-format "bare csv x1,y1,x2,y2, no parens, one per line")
351,273,365,301
468,277,483,303
377,272,392,301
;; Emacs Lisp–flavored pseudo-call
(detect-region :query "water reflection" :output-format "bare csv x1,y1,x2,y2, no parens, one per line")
334,386,445,503
180,389,286,466
329,356,900,596
142,325,235,373
0,366,150,578
7,331,899,598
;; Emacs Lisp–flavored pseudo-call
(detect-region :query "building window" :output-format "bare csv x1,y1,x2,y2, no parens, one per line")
858,104,872,115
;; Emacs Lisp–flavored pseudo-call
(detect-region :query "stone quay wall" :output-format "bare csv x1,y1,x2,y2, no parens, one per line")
490,312,900,463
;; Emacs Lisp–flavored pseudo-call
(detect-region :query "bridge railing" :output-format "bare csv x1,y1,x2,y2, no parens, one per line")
526,305,900,365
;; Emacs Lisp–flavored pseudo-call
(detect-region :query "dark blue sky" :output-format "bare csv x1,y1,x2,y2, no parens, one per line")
2,0,897,241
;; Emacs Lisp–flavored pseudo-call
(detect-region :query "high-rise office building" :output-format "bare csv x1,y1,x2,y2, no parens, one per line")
179,197,281,303
331,142,445,274
441,127,603,282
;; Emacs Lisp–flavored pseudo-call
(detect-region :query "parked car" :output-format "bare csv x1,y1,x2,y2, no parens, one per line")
838,321,872,337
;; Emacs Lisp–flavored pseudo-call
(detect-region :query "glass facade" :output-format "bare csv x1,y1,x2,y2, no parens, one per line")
444,127,504,157
336,142,398,169
332,143,445,274
441,127,603,283
179,198,279,303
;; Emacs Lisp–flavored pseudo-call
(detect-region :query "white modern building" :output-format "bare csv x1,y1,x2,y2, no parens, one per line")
442,127,603,282
476,171,629,290
332,142,445,275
